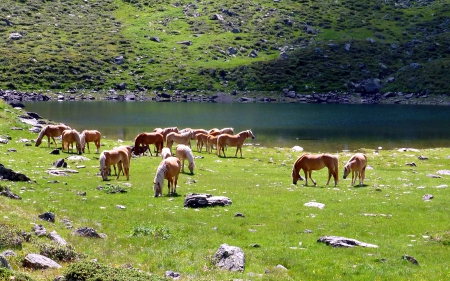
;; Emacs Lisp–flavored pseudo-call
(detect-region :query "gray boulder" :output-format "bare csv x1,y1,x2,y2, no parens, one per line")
22,254,61,269
212,244,245,272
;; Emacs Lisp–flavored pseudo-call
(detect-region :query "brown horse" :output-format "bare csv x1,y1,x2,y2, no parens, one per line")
176,144,195,174
153,156,181,197
35,124,71,147
61,129,82,154
111,145,132,176
166,130,192,151
80,130,101,153
219,127,234,135
217,129,255,158
99,149,130,181
206,134,220,154
134,132,164,156
343,153,367,186
292,153,339,187
161,127,179,142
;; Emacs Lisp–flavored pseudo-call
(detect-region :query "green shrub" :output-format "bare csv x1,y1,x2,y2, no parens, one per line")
0,223,24,249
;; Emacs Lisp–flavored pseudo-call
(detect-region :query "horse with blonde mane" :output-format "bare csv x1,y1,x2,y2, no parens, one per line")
161,127,179,142
217,129,255,158
166,130,192,151
292,153,339,187
343,153,367,186
176,144,195,174
206,134,220,153
134,132,164,156
61,129,82,154
99,149,130,181
153,156,181,197
195,132,209,152
80,130,101,153
219,127,234,135
35,124,71,147
111,145,132,176
161,147,172,159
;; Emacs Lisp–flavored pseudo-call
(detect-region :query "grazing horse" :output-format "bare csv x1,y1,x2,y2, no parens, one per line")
166,130,192,151
176,144,195,174
153,156,181,197
111,145,132,176
343,153,367,186
80,130,101,153
134,132,164,156
217,129,255,158
35,124,71,147
161,127,179,142
195,133,209,152
161,147,172,159
292,153,339,187
61,129,82,154
99,149,130,181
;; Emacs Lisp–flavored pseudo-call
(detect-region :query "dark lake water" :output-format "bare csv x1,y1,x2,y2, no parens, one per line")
22,101,450,152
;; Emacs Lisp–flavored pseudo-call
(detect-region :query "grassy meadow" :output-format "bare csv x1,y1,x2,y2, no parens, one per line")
1,99,450,280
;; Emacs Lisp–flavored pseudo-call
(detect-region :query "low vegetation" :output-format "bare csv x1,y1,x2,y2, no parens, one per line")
1,0,450,95
1,100,450,280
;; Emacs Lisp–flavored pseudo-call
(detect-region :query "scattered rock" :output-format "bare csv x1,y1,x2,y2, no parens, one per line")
22,254,61,269
53,158,67,168
184,193,232,208
212,244,245,272
74,227,102,238
275,264,288,270
406,162,417,167
48,230,67,246
418,155,428,160
0,187,22,200
402,255,419,265
38,212,55,223
165,270,181,280
50,149,60,155
436,170,450,175
291,146,303,152
426,174,441,178
304,202,325,209
33,224,47,237
0,164,30,181
318,236,378,248
234,213,245,217
0,254,12,270
422,194,434,201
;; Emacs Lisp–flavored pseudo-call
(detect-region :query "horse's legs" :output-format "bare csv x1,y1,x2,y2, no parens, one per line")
309,171,316,186
181,158,185,173
174,175,178,194
116,162,123,180
351,171,356,186
361,167,366,186
303,170,309,186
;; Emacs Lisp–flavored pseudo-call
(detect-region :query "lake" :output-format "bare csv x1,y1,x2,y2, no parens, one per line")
22,101,450,152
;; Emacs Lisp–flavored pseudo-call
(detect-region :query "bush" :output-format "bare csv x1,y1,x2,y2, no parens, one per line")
36,242,84,262
0,223,24,249
0,268,34,281
63,261,165,281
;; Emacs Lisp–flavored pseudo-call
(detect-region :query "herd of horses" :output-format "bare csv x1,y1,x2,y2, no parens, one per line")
35,124,368,197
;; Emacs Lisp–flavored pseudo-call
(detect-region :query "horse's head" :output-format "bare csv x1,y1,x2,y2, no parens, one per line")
247,130,255,139
153,181,162,197
291,168,302,185
343,164,350,179
188,162,195,175
35,139,41,147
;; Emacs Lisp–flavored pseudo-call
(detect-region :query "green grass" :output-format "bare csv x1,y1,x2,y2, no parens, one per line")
1,100,450,280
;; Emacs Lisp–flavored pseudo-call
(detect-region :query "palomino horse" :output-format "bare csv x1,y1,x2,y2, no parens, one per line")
176,144,195,174
35,124,71,147
292,153,339,187
219,127,234,135
80,130,101,153
153,156,181,197
61,129,82,154
161,127,179,142
343,153,367,186
111,145,132,176
161,147,172,159
217,129,255,158
99,149,130,181
134,132,164,156
166,130,192,151
195,133,209,152
206,134,220,154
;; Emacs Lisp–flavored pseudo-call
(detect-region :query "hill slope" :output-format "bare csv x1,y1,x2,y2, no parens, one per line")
1,0,449,94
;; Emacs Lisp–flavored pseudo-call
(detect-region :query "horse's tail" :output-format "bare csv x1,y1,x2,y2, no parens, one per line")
80,131,86,148
333,155,339,184
35,126,48,146
74,131,82,154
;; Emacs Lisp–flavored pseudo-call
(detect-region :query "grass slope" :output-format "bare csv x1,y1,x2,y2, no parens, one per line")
1,100,450,280
1,0,449,94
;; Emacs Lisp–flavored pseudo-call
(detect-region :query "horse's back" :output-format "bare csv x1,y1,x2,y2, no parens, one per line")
164,156,181,176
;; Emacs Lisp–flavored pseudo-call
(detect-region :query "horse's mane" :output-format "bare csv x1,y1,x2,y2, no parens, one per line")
79,131,86,146
36,126,48,141
99,151,106,170
220,127,234,134
181,145,195,167
163,127,178,134
154,162,168,186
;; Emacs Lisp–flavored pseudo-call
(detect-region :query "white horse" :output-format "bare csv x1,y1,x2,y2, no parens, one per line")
161,147,172,159
176,144,195,174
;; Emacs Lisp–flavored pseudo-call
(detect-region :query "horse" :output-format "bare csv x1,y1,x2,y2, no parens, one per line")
217,129,255,158
161,127,179,142
176,144,195,174
111,145,132,176
195,132,209,152
161,147,172,159
134,132,164,156
35,124,71,147
61,129,82,154
166,130,192,151
99,149,130,181
80,130,101,153
219,127,234,135
206,134,220,154
343,153,367,186
153,156,181,197
291,153,339,187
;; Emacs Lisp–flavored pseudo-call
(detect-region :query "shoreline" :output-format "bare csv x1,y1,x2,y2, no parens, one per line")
1,89,450,106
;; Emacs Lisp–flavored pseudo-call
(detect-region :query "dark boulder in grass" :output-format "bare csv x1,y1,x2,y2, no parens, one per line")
183,193,232,208
212,244,245,272
74,227,103,238
0,164,30,181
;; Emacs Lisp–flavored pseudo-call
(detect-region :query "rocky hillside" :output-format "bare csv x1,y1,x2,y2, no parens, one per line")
1,0,449,95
